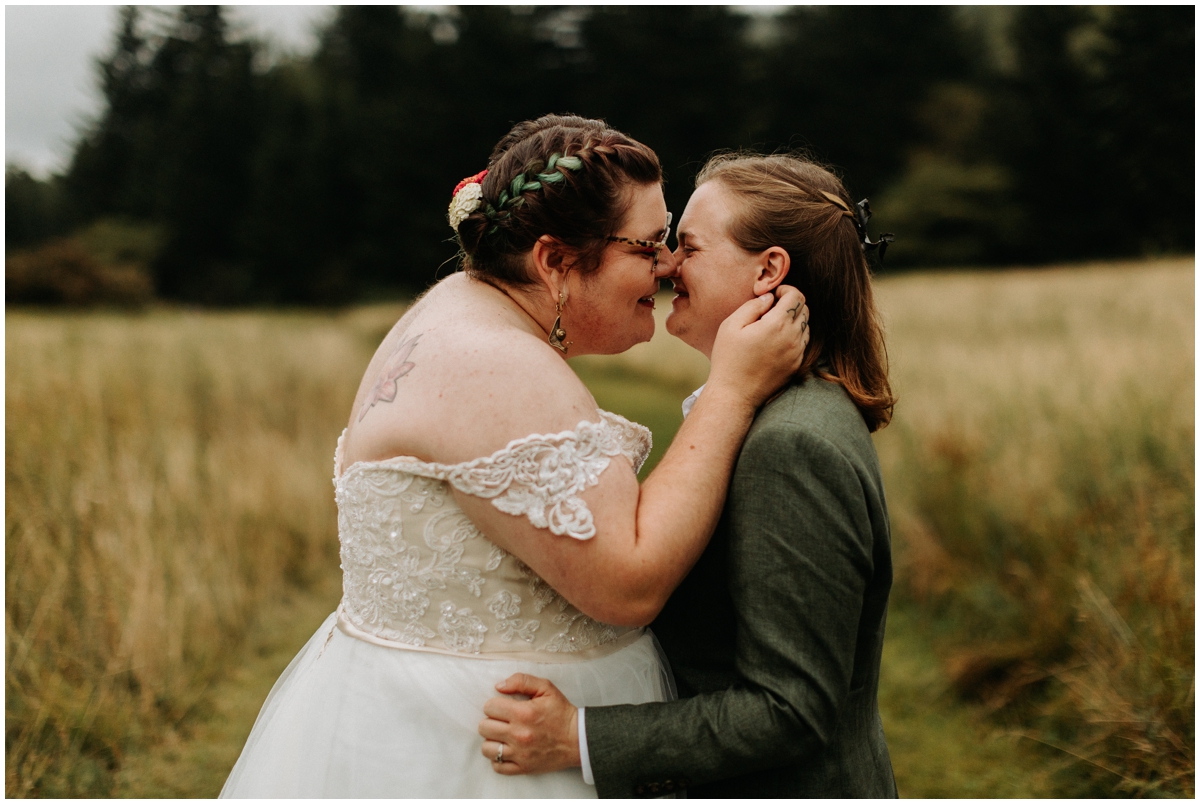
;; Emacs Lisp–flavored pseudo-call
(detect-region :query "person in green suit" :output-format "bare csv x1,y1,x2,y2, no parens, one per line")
478,152,898,797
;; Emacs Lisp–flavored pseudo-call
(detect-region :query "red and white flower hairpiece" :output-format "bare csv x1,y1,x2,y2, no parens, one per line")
448,170,488,232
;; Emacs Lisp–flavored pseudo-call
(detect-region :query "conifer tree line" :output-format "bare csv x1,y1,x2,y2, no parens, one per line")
5,6,1193,305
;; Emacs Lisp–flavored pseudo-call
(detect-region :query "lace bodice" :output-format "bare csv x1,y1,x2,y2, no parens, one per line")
333,411,652,657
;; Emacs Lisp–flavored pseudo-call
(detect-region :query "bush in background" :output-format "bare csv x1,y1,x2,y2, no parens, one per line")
5,220,160,307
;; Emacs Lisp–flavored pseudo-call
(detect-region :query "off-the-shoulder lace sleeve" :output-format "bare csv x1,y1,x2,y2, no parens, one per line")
384,410,651,541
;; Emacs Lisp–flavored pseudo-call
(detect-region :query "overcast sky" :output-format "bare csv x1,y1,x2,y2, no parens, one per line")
5,5,335,177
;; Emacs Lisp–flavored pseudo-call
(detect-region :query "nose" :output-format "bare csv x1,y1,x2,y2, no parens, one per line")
654,248,679,280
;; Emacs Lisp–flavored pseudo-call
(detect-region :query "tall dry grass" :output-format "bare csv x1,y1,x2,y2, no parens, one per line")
872,258,1194,795
5,259,1192,796
5,305,403,796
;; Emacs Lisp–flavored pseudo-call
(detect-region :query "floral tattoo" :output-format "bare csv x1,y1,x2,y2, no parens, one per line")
358,333,422,422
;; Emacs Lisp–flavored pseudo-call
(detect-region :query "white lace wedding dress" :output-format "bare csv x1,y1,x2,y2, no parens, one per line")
221,411,673,798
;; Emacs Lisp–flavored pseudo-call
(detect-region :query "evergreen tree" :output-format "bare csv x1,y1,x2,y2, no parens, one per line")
240,57,345,302
66,5,155,220
986,7,1114,262
762,7,978,193
145,6,263,302
66,6,265,302
573,6,755,213
5,167,69,249
306,6,443,293
282,6,574,294
1096,6,1194,254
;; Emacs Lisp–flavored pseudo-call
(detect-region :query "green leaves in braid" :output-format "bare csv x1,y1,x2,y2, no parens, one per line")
484,153,584,235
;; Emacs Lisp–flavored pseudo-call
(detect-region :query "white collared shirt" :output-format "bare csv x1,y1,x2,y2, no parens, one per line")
578,708,594,784
680,383,705,419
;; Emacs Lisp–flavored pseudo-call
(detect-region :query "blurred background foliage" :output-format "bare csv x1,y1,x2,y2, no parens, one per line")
5,5,1194,306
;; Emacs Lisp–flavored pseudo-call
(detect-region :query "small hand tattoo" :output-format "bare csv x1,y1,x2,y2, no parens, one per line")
358,333,422,422
787,304,803,321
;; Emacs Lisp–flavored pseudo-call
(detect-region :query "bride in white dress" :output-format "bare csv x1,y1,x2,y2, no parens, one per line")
221,115,808,798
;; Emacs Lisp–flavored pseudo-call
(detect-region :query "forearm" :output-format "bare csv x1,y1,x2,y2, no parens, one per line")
621,386,757,618
613,289,808,616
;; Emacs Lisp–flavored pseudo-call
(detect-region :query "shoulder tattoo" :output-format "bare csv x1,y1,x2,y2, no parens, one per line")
357,333,422,422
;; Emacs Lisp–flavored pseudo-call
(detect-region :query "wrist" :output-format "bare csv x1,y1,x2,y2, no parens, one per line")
690,382,757,422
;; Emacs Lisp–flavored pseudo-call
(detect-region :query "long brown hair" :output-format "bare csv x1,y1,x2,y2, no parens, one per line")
697,153,895,431
457,114,662,286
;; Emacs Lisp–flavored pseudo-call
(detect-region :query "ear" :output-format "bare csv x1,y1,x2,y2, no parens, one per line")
530,235,572,299
751,246,791,296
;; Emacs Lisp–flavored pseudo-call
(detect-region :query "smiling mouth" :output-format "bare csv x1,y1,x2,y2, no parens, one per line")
638,295,656,308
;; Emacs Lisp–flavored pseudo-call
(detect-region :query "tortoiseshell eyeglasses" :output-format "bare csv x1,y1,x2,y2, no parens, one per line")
606,212,673,271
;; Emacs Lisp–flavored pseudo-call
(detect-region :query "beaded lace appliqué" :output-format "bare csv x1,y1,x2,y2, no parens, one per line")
333,412,650,655
404,411,651,541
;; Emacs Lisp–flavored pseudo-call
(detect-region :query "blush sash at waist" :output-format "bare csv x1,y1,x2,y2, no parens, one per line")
335,609,645,663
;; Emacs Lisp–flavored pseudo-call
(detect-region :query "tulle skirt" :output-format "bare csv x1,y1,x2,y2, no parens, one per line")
221,612,672,798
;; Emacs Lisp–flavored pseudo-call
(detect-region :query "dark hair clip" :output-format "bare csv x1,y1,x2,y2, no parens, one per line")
853,199,895,262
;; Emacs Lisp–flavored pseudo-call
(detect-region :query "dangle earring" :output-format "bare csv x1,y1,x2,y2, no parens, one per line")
548,286,569,353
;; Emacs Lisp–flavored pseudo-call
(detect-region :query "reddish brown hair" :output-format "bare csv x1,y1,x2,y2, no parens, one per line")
697,153,895,431
457,114,662,286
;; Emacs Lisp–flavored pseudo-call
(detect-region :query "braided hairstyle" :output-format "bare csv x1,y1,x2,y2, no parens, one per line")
456,114,662,286
696,153,896,432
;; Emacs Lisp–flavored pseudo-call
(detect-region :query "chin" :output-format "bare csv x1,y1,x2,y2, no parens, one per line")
665,310,686,339
590,321,652,356
665,317,707,354
621,323,655,351
629,315,657,347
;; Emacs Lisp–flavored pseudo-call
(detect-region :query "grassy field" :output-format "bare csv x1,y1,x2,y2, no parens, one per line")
874,260,1194,796
6,258,1193,796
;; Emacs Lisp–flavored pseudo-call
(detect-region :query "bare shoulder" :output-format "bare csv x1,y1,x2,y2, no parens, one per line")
418,318,599,459
343,276,599,467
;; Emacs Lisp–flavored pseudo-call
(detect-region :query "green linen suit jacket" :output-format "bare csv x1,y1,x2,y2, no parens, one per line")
586,377,897,798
